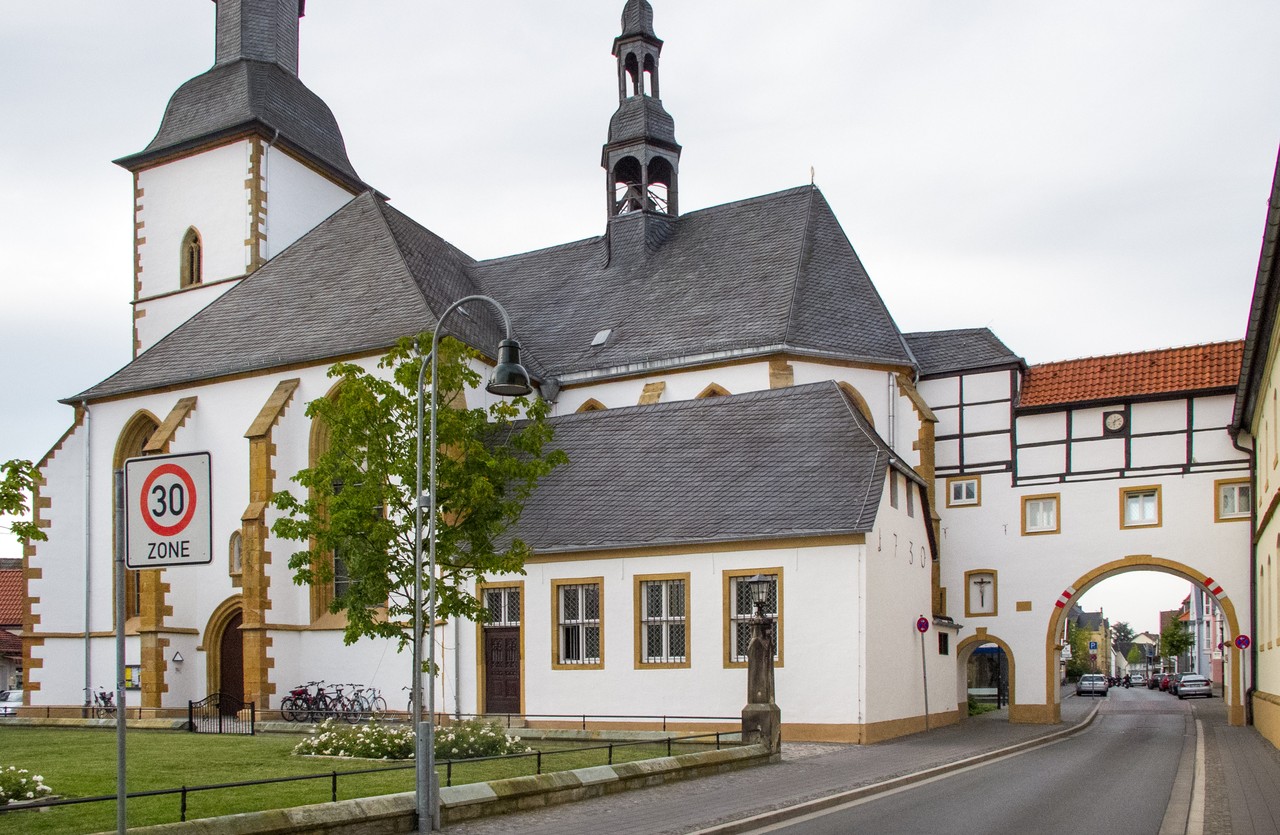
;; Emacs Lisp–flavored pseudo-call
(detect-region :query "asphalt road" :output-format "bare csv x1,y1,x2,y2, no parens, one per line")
749,687,1197,835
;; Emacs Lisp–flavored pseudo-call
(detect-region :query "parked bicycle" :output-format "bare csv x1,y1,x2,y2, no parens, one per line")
92,687,115,718
280,681,332,723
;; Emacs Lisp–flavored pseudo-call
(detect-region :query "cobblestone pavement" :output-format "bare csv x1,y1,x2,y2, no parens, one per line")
448,697,1096,835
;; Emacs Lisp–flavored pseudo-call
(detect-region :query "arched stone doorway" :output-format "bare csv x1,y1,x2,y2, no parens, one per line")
956,632,1018,719
1043,556,1247,726
203,597,244,707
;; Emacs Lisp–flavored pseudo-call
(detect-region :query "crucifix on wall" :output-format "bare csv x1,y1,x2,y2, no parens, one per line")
968,572,996,615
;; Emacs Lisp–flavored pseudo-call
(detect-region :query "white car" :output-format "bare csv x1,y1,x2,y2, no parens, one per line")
0,689,23,716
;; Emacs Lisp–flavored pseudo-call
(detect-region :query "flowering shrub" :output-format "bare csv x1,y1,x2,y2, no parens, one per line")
293,718,529,761
434,720,529,761
293,718,416,760
0,767,53,805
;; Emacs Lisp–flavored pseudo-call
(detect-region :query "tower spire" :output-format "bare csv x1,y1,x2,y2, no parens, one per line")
214,0,306,74
602,0,681,219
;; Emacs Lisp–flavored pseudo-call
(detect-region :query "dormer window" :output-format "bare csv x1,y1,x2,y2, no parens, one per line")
180,227,203,288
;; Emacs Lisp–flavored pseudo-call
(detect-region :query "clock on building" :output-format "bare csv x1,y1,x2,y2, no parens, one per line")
1103,411,1126,434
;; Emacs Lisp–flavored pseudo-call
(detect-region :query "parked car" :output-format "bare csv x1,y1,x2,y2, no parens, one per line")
1076,674,1109,697
0,689,23,716
1177,675,1212,699
1160,674,1173,691
1169,673,1192,695
1130,673,1146,687
1147,674,1161,690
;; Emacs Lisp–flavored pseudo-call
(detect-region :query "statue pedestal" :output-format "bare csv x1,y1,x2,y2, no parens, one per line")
742,702,781,753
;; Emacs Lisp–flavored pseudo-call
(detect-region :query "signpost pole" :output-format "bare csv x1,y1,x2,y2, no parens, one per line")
917,616,930,732
113,469,127,835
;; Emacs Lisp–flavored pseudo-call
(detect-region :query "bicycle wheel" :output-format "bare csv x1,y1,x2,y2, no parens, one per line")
280,696,300,722
310,693,331,723
372,695,388,715
341,696,361,724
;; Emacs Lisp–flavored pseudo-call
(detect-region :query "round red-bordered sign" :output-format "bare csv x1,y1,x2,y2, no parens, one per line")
916,616,930,633
1235,635,1251,650
139,463,198,537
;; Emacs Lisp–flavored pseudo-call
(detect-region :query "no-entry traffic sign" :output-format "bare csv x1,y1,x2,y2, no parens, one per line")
124,452,212,569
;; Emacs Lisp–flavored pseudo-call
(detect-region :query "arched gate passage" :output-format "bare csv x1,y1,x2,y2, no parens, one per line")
956,633,1017,717
1041,556,1247,726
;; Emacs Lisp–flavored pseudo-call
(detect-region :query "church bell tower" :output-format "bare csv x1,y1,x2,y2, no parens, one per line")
602,0,681,220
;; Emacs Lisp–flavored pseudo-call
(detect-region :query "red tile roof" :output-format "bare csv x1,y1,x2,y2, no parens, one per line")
1020,341,1243,409
0,630,20,659
0,570,23,626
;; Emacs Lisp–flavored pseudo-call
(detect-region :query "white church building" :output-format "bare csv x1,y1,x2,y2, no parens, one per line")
21,0,1256,742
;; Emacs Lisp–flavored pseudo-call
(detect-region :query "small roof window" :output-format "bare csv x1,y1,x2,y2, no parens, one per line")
592,328,613,347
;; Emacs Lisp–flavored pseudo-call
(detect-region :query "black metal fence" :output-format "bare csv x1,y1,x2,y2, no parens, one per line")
188,693,255,735
0,729,735,823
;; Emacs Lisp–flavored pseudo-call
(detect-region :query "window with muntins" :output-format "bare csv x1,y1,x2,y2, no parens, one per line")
485,587,521,627
1022,494,1060,535
1216,480,1251,522
947,477,979,507
728,573,779,665
180,227,202,288
638,577,688,666
1121,486,1161,528
555,581,602,667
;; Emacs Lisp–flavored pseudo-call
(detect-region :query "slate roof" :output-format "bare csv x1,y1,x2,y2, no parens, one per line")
114,59,366,193
478,186,914,380
73,193,490,401
1020,341,1243,409
904,328,1023,377
0,570,22,627
608,96,679,148
73,185,914,401
506,382,899,554
619,0,658,40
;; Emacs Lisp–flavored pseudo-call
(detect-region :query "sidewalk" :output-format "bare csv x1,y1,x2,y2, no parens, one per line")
1199,696,1280,835
449,696,1096,835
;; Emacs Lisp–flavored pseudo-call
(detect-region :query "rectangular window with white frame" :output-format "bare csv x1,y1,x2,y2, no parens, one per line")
1215,479,1250,523
724,569,783,668
1121,485,1162,529
946,476,980,508
484,585,521,627
552,578,603,669
636,574,690,668
1021,493,1060,535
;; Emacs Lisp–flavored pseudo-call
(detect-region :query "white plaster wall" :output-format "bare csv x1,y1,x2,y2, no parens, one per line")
962,371,1013,403
1017,412,1067,444
863,477,954,725
1132,434,1187,469
1132,400,1187,434
1071,407,1110,439
262,149,355,260
454,544,868,727
917,377,959,408
137,142,253,297
963,402,1011,434
1193,396,1234,430
936,438,960,470
937,468,1251,714
933,406,960,438
1071,438,1125,471
136,282,241,354
1017,444,1066,477
1193,430,1246,465
965,434,1012,467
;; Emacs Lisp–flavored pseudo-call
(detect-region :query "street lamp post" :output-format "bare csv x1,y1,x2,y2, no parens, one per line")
413,295,532,833
741,574,781,754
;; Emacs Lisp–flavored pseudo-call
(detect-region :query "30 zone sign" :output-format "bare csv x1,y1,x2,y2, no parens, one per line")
124,452,213,569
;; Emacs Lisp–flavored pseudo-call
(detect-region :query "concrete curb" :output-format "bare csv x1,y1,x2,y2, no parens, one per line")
686,703,1103,835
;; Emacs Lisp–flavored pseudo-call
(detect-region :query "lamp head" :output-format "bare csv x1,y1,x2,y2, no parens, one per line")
486,338,533,397
746,574,772,613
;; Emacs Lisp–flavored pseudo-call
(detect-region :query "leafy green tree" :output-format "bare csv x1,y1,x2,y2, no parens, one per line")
1,458,46,546
1111,621,1135,651
271,336,566,646
1127,645,1142,666
1065,620,1093,679
1160,620,1194,667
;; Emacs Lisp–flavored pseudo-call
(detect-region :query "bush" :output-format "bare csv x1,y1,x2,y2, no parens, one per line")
0,766,53,805
293,718,416,760
293,717,529,761
434,719,530,761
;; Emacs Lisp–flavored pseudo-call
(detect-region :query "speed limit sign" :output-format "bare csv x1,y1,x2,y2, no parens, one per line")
124,452,212,569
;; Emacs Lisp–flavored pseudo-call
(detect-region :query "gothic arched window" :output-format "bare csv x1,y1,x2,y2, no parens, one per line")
180,227,203,288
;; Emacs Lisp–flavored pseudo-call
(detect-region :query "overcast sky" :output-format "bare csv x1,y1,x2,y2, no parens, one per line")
4,2,1278,626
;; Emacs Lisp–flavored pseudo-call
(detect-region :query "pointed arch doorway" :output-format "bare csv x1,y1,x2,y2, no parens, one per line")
204,598,245,713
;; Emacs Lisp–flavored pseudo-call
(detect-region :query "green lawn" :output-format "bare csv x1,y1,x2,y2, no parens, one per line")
0,725,712,834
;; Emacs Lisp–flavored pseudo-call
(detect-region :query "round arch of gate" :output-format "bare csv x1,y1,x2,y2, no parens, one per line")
1043,555,1246,726
200,596,245,701
956,632,1016,716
